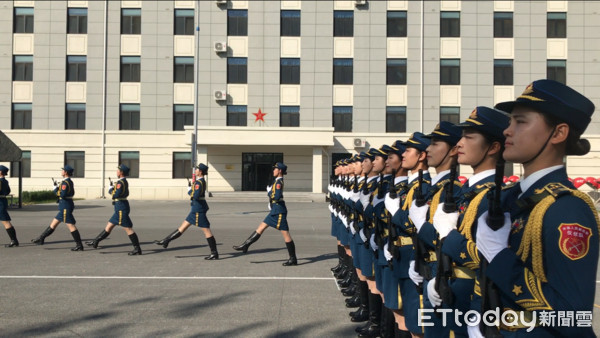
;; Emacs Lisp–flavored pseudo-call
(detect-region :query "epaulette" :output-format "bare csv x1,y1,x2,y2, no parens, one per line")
515,182,572,211
463,182,495,200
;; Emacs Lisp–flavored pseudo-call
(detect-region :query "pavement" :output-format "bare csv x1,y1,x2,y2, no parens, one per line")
0,199,599,337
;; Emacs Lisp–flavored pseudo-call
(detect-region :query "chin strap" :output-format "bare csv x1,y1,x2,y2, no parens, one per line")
522,127,556,166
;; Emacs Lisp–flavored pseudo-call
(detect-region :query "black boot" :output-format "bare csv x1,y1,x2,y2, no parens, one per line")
350,281,370,323
205,236,219,260
342,280,357,297
5,226,19,247
358,292,382,337
331,245,345,272
232,231,261,253
282,240,297,266
338,272,352,288
154,229,181,248
31,226,55,245
128,233,142,255
345,292,361,308
85,230,109,248
380,305,395,338
394,325,412,338
70,230,83,251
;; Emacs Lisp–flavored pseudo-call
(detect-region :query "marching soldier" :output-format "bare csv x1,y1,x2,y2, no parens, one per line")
154,163,219,260
233,162,298,266
474,80,599,336
31,165,83,251
0,165,19,247
86,164,142,256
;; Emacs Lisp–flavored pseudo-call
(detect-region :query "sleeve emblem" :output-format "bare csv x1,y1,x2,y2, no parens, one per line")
558,223,592,260
117,183,122,189
195,184,200,190
276,184,281,189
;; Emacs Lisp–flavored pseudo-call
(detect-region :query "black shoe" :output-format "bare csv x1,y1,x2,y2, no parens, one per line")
338,275,352,288
355,321,372,334
282,256,297,266
154,229,181,249
335,267,349,279
345,294,361,308
86,230,109,249
342,283,356,297
233,231,261,254
205,251,219,260
5,240,19,248
128,247,142,255
71,245,84,251
350,306,369,322
331,262,343,272
31,226,54,245
358,324,380,337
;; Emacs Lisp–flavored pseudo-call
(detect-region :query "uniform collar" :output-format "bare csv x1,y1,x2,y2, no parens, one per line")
408,170,429,184
394,176,408,184
367,176,378,183
468,169,495,187
431,169,450,186
518,165,564,198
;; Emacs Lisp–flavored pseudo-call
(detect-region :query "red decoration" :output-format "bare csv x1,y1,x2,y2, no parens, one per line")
503,176,509,184
573,177,585,189
585,177,598,189
508,175,519,183
458,176,467,184
253,108,267,122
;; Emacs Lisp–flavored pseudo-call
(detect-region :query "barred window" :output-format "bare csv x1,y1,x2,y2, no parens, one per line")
65,103,86,130
281,10,300,36
333,106,352,132
67,8,87,34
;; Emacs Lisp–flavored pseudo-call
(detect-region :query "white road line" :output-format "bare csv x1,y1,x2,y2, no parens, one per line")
0,275,335,280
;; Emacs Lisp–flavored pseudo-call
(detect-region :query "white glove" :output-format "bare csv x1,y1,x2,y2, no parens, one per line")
350,221,357,235
187,187,192,193
359,192,371,209
350,191,360,202
467,325,485,338
359,229,368,243
268,203,271,210
427,277,442,306
409,200,429,232
328,204,333,213
475,211,511,262
333,209,339,218
372,194,384,207
266,185,271,192
408,260,424,286
384,193,400,216
432,203,459,240
52,185,58,191
383,243,393,261
369,233,378,251
341,215,348,228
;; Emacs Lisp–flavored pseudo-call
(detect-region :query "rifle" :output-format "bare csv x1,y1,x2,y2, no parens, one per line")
374,173,386,249
479,159,505,337
108,177,113,187
412,169,432,293
187,177,192,187
386,169,399,269
434,162,458,307
51,178,59,203
351,175,361,235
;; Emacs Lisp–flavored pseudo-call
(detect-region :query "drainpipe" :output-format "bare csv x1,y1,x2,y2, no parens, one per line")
100,0,108,198
420,0,424,132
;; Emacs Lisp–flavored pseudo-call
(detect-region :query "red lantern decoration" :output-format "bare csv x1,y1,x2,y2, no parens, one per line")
572,177,585,189
458,176,467,184
503,176,509,183
508,175,519,183
585,177,598,189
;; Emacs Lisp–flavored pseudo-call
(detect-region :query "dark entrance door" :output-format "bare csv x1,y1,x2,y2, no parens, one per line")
242,153,284,191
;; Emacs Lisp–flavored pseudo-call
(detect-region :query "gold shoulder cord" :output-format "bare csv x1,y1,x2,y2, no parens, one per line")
403,184,417,210
428,188,444,223
458,188,490,242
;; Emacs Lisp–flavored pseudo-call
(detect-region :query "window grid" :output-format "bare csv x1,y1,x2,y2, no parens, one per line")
12,103,32,130
64,151,85,178
13,55,33,81
121,8,141,34
65,103,86,130
174,9,194,35
67,56,86,82
386,106,407,133
280,106,300,127
67,8,87,34
174,57,194,83
333,106,352,132
120,104,140,130
173,152,192,179
14,7,34,33
119,151,140,178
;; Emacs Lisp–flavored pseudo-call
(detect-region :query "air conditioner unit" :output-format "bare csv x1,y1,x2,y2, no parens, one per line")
216,0,227,5
355,0,367,6
353,138,366,148
214,41,227,53
214,90,227,101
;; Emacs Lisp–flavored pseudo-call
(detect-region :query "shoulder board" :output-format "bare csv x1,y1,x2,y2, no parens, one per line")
534,182,572,199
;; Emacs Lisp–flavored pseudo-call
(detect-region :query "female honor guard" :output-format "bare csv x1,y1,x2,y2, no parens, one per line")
86,164,142,256
31,165,83,251
0,165,19,247
154,163,219,260
233,162,298,266
475,80,599,336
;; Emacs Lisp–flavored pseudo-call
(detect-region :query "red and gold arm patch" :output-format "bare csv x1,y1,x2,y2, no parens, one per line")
558,223,592,260
117,183,122,189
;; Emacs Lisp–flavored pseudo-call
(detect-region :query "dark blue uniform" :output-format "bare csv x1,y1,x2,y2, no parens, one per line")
0,177,11,221
356,176,378,276
109,178,133,227
54,178,76,224
264,177,288,231
185,177,210,228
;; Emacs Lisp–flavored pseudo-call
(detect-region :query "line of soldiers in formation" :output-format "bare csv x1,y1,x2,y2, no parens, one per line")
0,161,298,265
328,80,599,338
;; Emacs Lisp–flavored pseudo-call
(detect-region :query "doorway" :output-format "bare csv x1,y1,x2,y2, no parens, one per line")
242,153,284,191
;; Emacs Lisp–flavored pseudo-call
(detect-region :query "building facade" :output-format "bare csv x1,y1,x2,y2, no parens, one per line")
1,0,599,199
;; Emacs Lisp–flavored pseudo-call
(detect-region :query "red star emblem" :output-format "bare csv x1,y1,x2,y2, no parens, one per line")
253,108,267,122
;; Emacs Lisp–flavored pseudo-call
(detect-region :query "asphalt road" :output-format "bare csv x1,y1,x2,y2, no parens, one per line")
0,199,598,337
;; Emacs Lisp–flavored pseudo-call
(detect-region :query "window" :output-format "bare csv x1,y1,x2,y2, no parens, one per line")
494,59,513,85
547,60,566,84
281,10,300,36
121,56,140,82
121,8,141,34
64,151,85,178
119,151,139,178
173,152,192,179
67,56,86,82
280,58,300,84
227,105,247,126
13,56,33,81
173,104,193,131
67,8,87,34
334,11,353,37
65,103,86,130
387,59,407,85
333,106,352,132
120,104,140,130
10,151,31,178
228,10,248,36
387,11,407,37
440,59,460,85
12,103,32,130
14,7,34,33
174,9,194,35
227,57,247,84
440,11,460,37
440,107,460,124
280,106,300,127
493,12,512,38
547,12,566,38
386,106,406,133
333,59,353,85
174,57,194,83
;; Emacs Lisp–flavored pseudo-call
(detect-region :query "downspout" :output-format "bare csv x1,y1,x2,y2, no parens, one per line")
100,0,108,198
420,0,424,132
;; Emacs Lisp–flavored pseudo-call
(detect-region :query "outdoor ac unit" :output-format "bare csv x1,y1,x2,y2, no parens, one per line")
214,90,227,101
353,138,366,148
216,0,227,5
355,0,367,6
214,41,227,53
